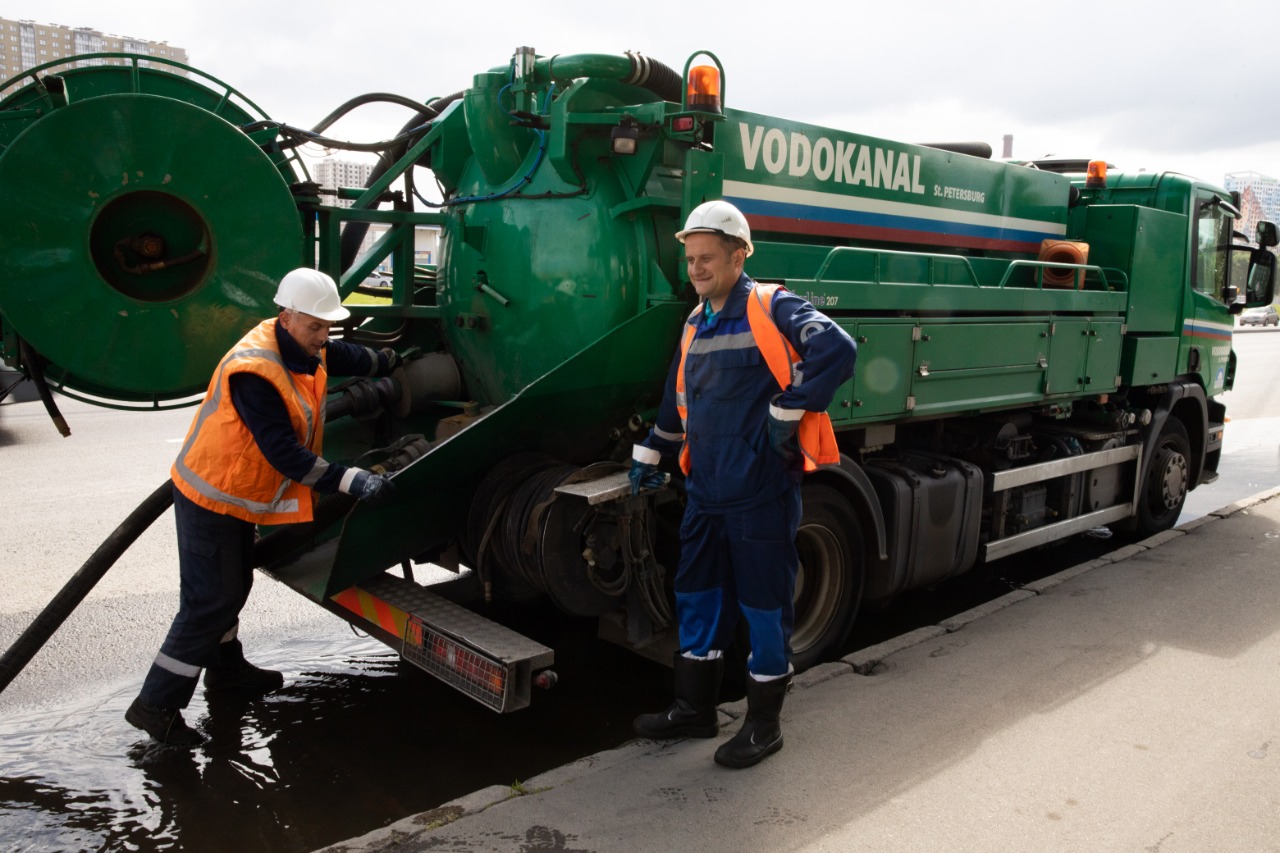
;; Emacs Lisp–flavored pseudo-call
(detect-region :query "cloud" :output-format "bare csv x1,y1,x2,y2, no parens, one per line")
20,0,1280,182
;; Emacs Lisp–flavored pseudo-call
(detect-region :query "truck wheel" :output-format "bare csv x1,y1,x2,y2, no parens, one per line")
790,483,865,672
1134,417,1191,536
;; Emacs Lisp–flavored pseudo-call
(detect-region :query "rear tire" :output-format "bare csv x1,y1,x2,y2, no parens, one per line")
789,483,865,672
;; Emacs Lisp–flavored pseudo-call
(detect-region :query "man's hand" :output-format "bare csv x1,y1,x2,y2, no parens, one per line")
379,347,402,374
344,468,397,506
767,399,802,463
628,454,670,496
629,443,671,496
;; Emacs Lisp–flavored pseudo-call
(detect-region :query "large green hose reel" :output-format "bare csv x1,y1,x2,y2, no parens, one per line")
0,58,305,406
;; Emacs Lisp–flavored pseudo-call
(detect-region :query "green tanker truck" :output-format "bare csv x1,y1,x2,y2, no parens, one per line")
0,48,1273,712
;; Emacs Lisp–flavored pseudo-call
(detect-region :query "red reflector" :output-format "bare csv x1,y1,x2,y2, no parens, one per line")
671,116,695,132
421,631,505,693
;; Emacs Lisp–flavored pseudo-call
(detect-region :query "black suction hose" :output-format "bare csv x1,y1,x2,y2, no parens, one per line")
0,480,174,695
0,387,386,695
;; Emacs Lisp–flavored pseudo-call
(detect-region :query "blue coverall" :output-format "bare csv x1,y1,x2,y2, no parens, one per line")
639,274,856,677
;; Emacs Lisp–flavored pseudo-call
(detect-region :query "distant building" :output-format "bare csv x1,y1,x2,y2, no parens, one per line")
312,158,375,210
1224,172,1280,245
0,17,188,95
310,157,439,272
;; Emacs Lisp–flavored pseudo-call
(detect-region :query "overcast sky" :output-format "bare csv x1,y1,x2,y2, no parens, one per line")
19,0,1280,184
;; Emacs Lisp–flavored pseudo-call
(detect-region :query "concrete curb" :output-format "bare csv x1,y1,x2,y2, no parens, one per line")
316,490,1280,852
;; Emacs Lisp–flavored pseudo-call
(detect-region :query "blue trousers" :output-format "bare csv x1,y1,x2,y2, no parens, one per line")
138,485,256,709
674,484,801,677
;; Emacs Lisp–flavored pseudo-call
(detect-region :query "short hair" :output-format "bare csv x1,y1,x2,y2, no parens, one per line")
716,234,748,257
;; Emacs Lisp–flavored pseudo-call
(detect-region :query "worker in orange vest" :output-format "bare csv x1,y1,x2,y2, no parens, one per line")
127,269,399,747
631,200,856,768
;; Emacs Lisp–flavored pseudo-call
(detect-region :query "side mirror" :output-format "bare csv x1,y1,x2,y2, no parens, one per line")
1244,248,1276,307
1256,220,1279,249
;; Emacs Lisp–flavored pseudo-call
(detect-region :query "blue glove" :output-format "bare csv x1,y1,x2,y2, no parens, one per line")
629,458,670,496
767,404,801,463
345,468,397,506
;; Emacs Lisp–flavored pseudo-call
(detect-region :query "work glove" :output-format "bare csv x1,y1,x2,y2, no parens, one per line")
767,397,802,464
343,468,397,507
378,347,402,375
629,446,670,496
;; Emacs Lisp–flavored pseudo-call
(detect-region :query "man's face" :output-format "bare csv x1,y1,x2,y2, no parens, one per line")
279,310,334,358
684,232,744,310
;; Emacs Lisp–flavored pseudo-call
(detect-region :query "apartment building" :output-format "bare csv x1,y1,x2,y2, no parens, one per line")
0,17,187,95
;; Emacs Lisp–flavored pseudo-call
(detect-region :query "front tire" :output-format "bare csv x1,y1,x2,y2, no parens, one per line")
1134,417,1191,537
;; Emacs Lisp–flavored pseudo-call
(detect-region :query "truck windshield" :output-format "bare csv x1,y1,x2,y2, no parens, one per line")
1193,196,1234,303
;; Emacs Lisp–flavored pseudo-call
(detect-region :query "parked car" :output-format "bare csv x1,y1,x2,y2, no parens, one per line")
1240,305,1279,327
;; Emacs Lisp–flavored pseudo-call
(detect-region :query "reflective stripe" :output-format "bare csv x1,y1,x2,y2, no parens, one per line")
300,456,329,487
154,651,201,679
769,401,804,422
686,330,756,355
654,425,685,442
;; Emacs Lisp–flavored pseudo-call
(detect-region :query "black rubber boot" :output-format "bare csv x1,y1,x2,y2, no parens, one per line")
714,673,790,769
203,662,284,693
633,653,724,739
203,638,284,694
126,697,206,748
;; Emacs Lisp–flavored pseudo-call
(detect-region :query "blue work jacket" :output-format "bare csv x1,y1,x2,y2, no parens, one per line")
644,274,856,512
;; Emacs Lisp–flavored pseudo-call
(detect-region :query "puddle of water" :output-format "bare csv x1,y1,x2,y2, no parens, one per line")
1,633,405,851
0,616,663,852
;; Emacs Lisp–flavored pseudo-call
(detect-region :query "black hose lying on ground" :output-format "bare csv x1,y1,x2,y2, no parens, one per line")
0,480,175,695
0,386,384,696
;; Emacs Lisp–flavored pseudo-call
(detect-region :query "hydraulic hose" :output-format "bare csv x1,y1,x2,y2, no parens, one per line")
19,339,70,438
340,91,465,271
0,480,174,696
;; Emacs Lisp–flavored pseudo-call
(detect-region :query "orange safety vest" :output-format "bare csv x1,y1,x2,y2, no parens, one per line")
171,318,328,525
676,284,840,475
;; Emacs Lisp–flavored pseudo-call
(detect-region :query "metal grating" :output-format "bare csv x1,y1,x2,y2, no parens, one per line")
402,614,510,712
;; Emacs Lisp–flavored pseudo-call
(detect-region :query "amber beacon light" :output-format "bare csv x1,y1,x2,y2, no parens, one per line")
687,65,721,112
1086,159,1108,188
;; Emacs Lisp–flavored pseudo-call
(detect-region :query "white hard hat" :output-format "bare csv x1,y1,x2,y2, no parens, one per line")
273,268,350,322
676,200,754,257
